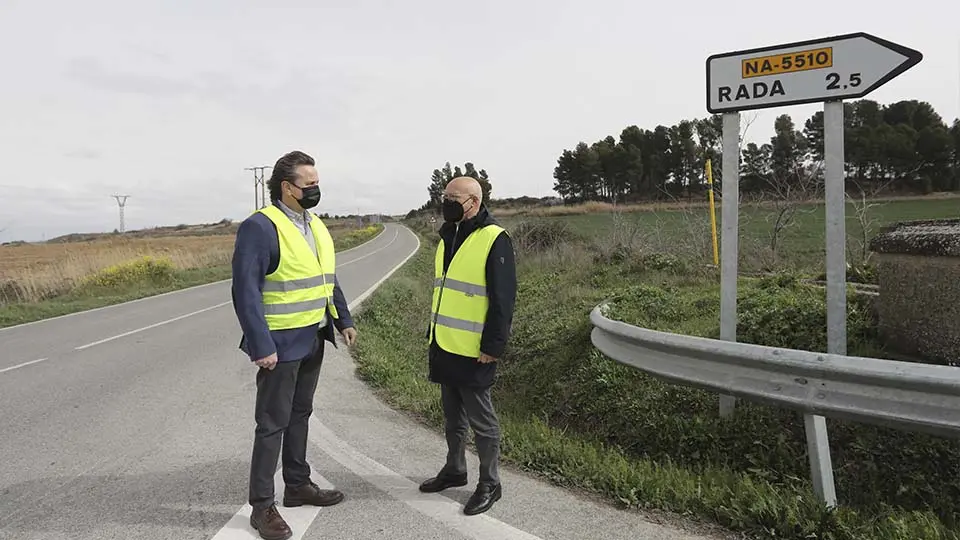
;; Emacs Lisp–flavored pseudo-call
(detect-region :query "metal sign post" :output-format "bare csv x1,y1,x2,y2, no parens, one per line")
718,113,739,418
705,32,922,507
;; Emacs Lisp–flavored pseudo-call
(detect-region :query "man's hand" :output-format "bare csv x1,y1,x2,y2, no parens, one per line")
342,327,358,347
254,353,278,370
478,353,497,364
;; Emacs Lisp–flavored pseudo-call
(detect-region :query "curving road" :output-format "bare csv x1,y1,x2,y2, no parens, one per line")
0,223,720,540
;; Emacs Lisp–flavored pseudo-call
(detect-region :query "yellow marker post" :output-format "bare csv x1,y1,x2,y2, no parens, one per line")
706,159,719,266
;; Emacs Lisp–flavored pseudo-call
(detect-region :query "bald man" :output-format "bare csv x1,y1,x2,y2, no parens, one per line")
419,176,517,516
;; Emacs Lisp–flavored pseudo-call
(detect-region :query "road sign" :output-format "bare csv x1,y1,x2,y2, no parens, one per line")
705,31,922,508
706,32,922,113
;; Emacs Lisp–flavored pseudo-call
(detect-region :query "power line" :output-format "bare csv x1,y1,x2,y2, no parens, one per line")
112,194,130,233
245,166,272,210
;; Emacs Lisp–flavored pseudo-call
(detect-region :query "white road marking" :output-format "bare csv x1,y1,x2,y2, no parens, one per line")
347,229,420,310
310,419,544,540
69,228,401,352
0,358,48,374
337,228,400,268
0,279,231,334
74,301,232,350
209,469,337,540
0,225,388,333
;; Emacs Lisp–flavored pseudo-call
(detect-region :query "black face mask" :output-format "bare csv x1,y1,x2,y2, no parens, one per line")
293,184,321,209
442,199,466,222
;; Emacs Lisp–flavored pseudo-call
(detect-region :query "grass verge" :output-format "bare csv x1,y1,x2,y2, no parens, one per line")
351,225,959,540
0,223,384,328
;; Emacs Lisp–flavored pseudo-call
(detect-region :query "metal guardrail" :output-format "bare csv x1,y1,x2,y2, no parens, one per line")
589,303,960,439
590,301,960,506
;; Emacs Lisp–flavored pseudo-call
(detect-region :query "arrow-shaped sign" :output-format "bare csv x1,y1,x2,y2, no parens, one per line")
705,32,922,113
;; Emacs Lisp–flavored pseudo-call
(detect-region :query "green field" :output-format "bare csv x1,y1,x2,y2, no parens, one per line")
499,196,959,276
353,198,959,540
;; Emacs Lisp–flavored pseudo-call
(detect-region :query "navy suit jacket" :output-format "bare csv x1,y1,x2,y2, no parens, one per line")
230,207,355,363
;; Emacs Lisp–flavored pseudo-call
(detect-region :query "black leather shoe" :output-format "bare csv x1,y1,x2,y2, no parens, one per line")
418,472,468,493
282,481,345,508
464,483,501,515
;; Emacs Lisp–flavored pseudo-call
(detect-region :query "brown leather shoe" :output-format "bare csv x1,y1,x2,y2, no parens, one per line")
250,504,292,540
283,481,345,508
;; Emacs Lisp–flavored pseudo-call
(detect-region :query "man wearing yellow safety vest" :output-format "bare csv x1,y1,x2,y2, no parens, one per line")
418,176,517,516
231,150,357,540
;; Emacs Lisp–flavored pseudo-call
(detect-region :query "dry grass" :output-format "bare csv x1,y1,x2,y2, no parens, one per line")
0,236,235,304
0,222,383,305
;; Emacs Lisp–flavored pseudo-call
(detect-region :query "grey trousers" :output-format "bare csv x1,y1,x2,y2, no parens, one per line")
439,384,501,487
248,340,324,510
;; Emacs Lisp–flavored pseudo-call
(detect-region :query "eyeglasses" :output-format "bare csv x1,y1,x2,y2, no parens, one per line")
285,180,317,189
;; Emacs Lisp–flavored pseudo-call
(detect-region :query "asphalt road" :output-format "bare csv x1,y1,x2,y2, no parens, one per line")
0,223,722,540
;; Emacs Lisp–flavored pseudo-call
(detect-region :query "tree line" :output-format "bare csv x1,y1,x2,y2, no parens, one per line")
409,161,494,217
552,99,960,203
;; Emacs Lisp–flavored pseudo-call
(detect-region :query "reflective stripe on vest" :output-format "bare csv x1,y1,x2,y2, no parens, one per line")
429,224,505,357
258,204,339,330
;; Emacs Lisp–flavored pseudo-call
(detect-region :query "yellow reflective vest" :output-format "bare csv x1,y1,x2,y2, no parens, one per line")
430,224,505,357
258,204,339,330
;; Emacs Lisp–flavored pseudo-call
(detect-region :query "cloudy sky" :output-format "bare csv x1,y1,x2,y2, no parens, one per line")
1,0,957,242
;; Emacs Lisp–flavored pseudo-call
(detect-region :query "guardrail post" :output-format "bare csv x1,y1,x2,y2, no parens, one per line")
718,112,740,418
804,414,837,506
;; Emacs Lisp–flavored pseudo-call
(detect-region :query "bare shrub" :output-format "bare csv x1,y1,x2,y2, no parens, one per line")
579,203,720,276
759,162,824,265
844,174,913,276
589,209,648,264
510,219,581,256
640,187,720,264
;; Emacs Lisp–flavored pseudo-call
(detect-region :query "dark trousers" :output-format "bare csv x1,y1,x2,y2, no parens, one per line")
439,384,501,487
248,340,324,510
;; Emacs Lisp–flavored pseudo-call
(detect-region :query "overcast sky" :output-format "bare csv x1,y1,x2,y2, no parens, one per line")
1,0,957,242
